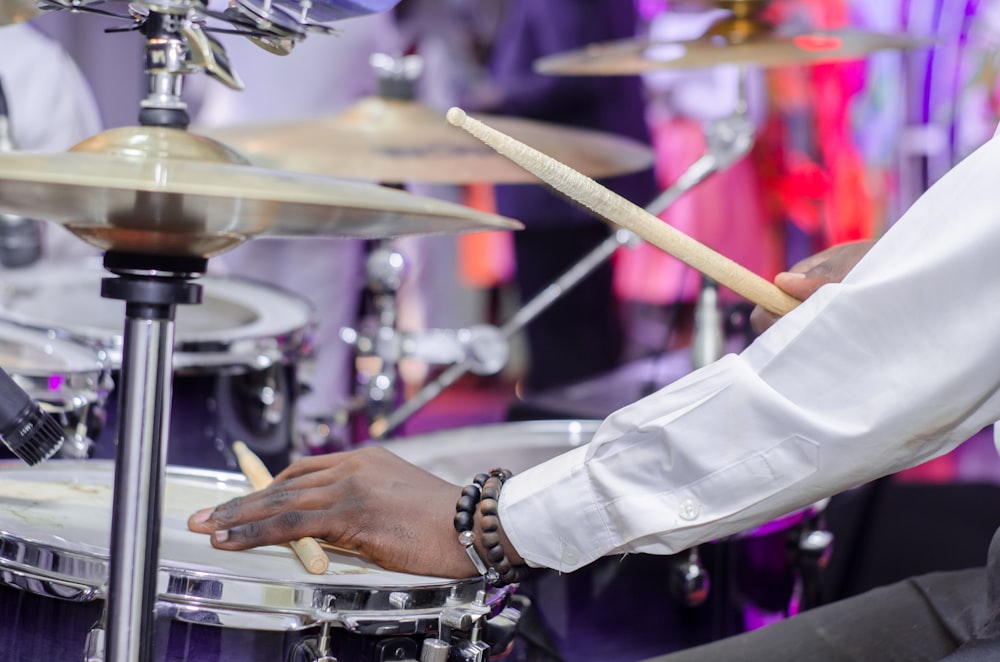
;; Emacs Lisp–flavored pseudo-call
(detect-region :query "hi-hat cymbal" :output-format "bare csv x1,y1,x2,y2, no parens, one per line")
0,126,522,259
535,29,929,75
0,0,38,24
197,96,655,184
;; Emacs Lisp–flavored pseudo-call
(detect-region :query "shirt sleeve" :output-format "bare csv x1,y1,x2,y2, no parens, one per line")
500,134,1000,572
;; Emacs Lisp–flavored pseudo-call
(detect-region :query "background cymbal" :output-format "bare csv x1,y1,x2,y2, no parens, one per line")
534,30,929,75
198,97,655,184
0,126,522,258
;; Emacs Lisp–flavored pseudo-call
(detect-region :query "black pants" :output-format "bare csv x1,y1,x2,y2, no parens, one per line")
644,527,1000,661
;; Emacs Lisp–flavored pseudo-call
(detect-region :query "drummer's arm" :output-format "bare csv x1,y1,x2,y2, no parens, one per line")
500,135,1000,570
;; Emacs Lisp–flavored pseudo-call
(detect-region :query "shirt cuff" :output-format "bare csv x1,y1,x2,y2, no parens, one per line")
499,444,615,572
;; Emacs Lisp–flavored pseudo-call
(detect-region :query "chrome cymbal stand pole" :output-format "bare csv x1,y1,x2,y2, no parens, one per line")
100,252,205,662
97,10,215,660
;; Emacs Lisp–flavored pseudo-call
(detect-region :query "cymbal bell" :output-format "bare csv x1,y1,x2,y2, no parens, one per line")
534,29,930,75
197,96,655,184
0,126,522,259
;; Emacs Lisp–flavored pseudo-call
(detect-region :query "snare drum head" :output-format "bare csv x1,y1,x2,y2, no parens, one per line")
0,260,314,366
0,460,440,587
381,420,601,484
0,461,482,635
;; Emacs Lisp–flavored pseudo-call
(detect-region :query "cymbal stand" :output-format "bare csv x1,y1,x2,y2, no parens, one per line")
98,252,205,662
87,10,238,661
344,241,407,423
368,99,755,439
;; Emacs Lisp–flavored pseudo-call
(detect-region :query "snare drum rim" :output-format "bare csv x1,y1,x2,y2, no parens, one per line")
0,461,490,633
0,263,316,371
0,320,109,410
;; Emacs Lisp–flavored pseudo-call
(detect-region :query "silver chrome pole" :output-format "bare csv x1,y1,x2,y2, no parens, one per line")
106,309,176,661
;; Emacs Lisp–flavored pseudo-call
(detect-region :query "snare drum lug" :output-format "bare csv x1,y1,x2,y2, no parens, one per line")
419,637,450,662
83,624,106,662
439,607,475,632
453,639,490,662
303,598,339,662
389,591,412,610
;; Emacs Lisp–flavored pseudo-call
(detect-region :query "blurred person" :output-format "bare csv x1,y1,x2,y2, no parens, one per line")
469,0,660,393
0,22,104,262
616,6,781,310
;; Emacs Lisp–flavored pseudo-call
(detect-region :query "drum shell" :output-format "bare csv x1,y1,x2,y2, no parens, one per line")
0,261,316,473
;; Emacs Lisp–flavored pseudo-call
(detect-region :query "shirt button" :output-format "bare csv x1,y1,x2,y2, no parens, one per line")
679,498,701,521
561,545,581,566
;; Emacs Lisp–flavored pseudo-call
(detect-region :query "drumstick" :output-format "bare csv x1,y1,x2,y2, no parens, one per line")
445,107,800,317
231,441,330,575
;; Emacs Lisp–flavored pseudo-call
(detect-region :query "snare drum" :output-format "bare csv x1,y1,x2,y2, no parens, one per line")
0,460,516,661
0,321,109,460
384,420,830,660
0,260,315,474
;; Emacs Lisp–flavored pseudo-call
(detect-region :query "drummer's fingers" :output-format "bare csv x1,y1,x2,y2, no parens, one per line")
272,453,346,482
189,475,344,532
208,509,344,552
271,445,395,483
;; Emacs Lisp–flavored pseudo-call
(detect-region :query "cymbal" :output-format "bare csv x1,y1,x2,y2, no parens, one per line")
197,97,655,184
0,126,522,259
534,29,929,75
0,0,39,24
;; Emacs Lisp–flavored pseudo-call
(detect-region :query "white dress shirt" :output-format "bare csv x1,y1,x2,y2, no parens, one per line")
501,131,1000,572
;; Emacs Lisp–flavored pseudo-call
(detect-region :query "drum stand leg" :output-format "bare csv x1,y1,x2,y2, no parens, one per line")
97,252,205,662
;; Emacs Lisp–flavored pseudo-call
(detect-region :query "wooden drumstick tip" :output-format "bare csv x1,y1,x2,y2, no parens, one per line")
231,441,330,575
446,107,468,127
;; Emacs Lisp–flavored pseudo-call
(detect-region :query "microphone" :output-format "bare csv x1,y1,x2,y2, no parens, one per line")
0,367,65,465
0,77,41,268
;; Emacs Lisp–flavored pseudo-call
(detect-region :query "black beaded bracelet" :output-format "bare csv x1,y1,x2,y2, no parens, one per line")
478,471,528,585
453,468,525,586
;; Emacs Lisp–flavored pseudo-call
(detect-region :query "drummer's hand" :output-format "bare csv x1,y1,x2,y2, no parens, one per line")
750,239,875,334
188,447,482,579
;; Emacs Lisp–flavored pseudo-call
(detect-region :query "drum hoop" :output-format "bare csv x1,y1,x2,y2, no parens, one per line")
380,419,601,483
0,320,109,408
0,264,316,370
0,320,106,376
0,461,498,632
